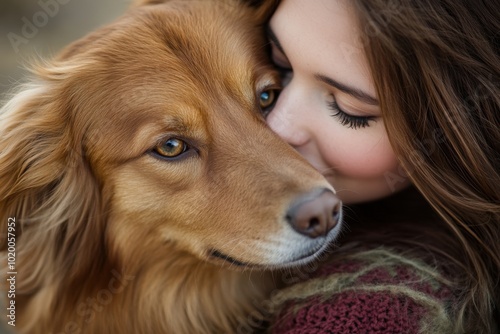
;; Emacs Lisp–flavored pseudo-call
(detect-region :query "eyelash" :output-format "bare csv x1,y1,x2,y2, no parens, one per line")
328,99,374,129
271,52,374,130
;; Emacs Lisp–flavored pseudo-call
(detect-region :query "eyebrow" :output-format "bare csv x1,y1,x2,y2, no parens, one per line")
266,25,379,106
315,74,379,106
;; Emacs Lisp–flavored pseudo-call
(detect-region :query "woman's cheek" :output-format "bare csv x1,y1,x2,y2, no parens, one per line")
325,131,399,178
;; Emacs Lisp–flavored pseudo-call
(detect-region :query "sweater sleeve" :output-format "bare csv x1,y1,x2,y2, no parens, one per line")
269,248,455,334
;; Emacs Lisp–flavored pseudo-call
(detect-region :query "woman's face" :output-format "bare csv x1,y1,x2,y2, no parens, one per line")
268,0,410,204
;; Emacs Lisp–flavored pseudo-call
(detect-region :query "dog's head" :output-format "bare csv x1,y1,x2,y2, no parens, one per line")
0,0,342,274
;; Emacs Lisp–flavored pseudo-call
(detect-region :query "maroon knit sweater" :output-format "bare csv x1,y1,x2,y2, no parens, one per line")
269,248,455,334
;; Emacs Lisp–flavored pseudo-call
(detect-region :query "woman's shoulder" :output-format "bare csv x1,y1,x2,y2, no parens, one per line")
268,246,457,334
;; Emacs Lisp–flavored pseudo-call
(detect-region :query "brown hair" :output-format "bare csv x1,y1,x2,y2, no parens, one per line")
350,0,499,331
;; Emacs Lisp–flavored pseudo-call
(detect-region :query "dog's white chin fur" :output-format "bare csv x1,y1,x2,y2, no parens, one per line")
265,217,343,268
176,214,343,269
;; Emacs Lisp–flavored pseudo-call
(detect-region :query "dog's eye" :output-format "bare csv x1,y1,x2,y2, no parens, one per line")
259,89,277,110
154,138,188,158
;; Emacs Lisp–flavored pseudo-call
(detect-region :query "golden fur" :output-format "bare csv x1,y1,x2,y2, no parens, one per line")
0,0,340,332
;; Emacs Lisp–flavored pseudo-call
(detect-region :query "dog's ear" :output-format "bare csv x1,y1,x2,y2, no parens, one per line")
0,64,105,289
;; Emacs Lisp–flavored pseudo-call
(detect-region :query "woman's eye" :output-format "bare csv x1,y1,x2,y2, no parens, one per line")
328,99,375,130
154,138,188,158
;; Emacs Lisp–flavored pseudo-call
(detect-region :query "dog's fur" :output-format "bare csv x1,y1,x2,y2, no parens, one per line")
0,0,341,332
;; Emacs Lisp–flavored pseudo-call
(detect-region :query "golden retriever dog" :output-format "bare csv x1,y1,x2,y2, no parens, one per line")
0,0,342,333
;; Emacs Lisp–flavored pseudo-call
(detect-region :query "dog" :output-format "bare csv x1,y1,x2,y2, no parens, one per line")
0,0,342,332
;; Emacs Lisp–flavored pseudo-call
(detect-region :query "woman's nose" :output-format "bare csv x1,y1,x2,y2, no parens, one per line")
266,90,310,147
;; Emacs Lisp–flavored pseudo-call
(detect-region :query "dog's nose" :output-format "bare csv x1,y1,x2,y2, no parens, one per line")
286,189,341,238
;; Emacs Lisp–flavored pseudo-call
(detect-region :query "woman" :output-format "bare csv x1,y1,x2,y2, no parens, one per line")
259,0,500,332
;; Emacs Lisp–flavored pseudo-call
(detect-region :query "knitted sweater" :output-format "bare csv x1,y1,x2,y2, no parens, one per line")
268,248,456,334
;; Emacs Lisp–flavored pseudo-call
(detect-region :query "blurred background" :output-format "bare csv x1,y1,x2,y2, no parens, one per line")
1,1,132,332
1,0,131,99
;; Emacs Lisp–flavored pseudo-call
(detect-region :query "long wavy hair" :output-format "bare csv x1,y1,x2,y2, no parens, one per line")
349,0,500,332
246,0,498,330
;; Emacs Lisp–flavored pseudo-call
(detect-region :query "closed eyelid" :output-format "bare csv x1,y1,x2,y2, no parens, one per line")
266,26,286,56
267,27,292,73
268,25,377,108
271,48,291,69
